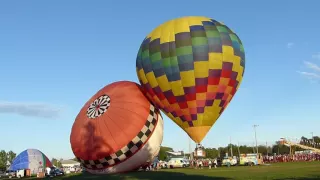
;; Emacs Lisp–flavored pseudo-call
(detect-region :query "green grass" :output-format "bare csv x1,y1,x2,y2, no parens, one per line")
4,161,320,180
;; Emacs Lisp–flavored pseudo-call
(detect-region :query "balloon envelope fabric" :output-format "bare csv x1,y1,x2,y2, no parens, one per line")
136,16,245,143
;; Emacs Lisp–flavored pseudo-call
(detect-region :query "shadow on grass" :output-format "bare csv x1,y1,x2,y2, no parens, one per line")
59,171,232,180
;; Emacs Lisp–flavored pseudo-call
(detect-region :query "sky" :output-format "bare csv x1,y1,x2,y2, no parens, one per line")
0,0,319,160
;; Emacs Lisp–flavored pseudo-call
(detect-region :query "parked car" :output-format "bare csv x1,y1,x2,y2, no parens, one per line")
0,170,16,178
49,168,65,177
159,161,168,168
0,170,5,178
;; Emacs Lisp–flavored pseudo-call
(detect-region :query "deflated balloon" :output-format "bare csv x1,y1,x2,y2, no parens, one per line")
136,16,245,143
70,81,163,174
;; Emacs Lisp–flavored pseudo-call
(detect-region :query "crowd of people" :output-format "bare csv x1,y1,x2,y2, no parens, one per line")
263,153,320,163
189,159,219,169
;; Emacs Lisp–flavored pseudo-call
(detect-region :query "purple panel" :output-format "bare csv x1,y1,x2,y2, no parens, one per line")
197,107,205,113
163,90,174,98
205,99,214,106
209,69,221,77
184,86,196,94
175,95,186,102
231,71,238,80
195,78,208,85
222,62,233,70
215,93,224,99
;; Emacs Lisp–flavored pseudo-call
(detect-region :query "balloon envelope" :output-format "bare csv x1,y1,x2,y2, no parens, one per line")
136,16,245,143
70,81,163,174
9,149,52,174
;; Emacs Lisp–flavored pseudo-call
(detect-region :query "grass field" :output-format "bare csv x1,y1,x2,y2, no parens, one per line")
3,161,320,180
58,161,320,180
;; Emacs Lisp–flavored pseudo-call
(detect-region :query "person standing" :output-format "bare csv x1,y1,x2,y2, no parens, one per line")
214,158,217,168
208,159,212,169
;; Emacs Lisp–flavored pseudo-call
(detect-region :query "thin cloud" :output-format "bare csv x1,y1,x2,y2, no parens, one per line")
296,71,320,79
0,101,62,119
304,61,320,72
312,52,320,60
287,42,294,49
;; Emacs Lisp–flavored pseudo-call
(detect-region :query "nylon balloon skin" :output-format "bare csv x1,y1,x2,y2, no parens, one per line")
70,81,163,173
136,16,245,143
9,149,52,174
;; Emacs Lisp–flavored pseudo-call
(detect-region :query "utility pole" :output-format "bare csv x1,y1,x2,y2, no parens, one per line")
253,125,259,154
266,141,268,155
230,137,233,157
311,132,315,148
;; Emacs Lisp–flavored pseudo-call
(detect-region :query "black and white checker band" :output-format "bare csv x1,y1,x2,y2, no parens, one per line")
79,104,158,169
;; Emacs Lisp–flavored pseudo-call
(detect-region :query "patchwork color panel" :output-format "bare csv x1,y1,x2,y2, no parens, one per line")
136,16,245,137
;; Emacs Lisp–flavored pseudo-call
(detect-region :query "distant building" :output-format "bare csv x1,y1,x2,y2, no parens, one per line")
60,160,80,168
166,151,185,159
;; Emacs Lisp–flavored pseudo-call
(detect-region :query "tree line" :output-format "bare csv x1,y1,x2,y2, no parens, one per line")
158,136,320,160
0,150,16,170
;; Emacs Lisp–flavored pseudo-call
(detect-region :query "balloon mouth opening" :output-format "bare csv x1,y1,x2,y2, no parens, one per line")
86,94,111,119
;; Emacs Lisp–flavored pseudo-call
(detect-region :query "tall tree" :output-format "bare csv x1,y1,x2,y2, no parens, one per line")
7,151,16,165
51,158,62,168
158,146,173,160
0,150,7,169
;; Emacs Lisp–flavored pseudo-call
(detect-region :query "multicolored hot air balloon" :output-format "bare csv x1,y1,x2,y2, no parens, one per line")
70,81,163,174
9,149,52,175
136,16,245,143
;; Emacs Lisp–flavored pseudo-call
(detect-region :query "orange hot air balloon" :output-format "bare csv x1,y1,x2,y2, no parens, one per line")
136,16,245,143
70,81,164,174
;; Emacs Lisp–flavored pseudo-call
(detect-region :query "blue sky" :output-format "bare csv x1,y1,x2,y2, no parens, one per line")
0,0,319,160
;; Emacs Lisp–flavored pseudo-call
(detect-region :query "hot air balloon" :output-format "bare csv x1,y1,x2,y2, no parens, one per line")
9,149,52,175
70,81,163,174
136,16,245,143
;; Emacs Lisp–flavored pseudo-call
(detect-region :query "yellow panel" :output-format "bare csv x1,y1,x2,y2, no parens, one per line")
196,113,204,123
194,61,209,78
213,99,221,107
196,93,207,100
137,69,148,84
167,113,183,127
223,53,235,63
188,17,207,26
207,85,218,92
156,75,171,92
145,72,158,88
222,46,234,55
148,24,164,41
159,20,175,43
180,70,196,87
170,80,184,96
236,67,244,81
187,100,197,108
233,55,241,65
219,77,230,86
208,53,223,69
173,18,190,34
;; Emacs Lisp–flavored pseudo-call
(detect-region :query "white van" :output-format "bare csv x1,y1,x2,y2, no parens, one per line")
167,158,187,168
